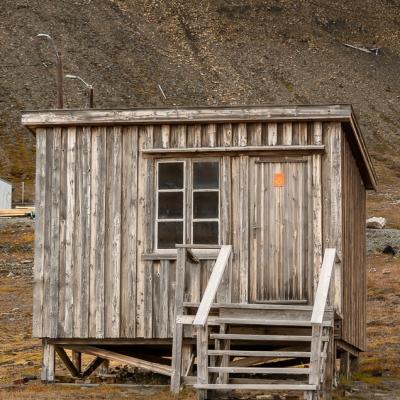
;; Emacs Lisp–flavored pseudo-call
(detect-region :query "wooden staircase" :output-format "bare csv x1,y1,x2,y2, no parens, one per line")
171,246,337,400
187,304,333,399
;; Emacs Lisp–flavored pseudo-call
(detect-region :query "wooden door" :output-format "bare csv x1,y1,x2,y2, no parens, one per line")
249,157,311,303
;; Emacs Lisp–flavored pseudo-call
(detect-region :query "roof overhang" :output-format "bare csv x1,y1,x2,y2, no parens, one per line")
21,104,377,190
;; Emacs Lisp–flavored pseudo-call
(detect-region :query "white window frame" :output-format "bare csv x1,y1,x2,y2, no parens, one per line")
154,158,221,252
155,160,186,252
191,159,220,246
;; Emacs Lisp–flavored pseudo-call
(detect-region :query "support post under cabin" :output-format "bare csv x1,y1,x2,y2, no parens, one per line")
72,351,82,374
41,340,55,382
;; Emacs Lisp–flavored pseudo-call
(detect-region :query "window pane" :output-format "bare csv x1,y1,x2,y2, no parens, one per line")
193,162,219,189
158,221,183,249
193,192,219,219
158,162,184,189
158,192,183,219
193,221,219,244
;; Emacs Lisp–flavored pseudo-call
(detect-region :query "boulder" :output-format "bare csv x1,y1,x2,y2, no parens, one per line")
366,217,386,229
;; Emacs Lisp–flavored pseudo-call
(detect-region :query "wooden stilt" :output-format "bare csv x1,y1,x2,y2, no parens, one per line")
41,341,55,382
72,351,82,374
350,355,359,374
181,343,193,376
97,359,110,376
339,351,350,379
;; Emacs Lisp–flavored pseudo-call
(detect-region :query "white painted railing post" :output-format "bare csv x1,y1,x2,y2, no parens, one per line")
193,245,232,327
309,248,336,389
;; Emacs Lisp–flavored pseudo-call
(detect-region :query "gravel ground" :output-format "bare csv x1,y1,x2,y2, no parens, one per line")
366,228,400,254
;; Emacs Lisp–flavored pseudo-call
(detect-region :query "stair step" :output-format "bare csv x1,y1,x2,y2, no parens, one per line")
208,367,310,375
208,350,311,357
210,333,329,342
194,383,317,391
215,318,331,327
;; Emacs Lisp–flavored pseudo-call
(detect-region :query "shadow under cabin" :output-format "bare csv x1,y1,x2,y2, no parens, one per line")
22,105,376,399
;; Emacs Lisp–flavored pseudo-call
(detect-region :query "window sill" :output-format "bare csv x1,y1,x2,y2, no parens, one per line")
142,249,220,261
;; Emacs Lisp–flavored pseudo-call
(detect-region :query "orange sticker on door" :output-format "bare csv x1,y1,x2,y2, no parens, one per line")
273,172,285,187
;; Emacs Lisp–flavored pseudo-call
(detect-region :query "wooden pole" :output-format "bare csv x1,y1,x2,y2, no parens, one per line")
88,87,94,108
56,51,64,109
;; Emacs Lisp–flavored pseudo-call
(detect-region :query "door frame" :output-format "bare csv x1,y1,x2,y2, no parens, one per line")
248,155,315,305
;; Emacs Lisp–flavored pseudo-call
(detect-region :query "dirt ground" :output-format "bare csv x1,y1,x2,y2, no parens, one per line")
0,219,399,399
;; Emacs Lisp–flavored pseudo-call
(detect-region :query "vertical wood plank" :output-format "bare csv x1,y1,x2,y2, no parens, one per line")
239,155,249,303
57,129,68,337
89,127,107,338
210,123,217,147
252,123,262,146
136,125,154,338
177,124,186,148
81,128,91,337
64,127,76,337
48,128,62,338
120,126,138,338
42,130,54,337
313,122,323,145
222,123,232,147
218,155,231,302
33,129,46,338
299,122,308,145
193,124,202,147
238,123,247,147
105,127,122,338
282,122,293,145
73,128,83,338
161,124,170,148
312,154,323,296
231,157,240,303
267,123,277,145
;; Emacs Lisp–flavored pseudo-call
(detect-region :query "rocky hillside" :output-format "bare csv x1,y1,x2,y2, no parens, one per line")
1,0,400,216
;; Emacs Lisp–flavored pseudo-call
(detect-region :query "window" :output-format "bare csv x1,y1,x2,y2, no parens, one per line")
192,161,219,244
156,160,220,250
156,161,185,249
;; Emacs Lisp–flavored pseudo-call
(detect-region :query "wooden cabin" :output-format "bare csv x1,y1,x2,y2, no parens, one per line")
22,105,376,399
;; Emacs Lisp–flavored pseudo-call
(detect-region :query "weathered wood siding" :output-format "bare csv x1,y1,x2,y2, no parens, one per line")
341,134,367,350
33,121,364,343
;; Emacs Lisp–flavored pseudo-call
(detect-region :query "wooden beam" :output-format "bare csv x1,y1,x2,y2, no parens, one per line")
62,345,172,376
55,347,80,378
72,351,82,374
81,357,106,379
142,145,325,155
21,105,352,127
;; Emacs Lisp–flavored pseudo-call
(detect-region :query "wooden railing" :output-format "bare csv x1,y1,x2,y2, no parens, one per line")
309,248,336,387
193,245,232,326
171,244,232,393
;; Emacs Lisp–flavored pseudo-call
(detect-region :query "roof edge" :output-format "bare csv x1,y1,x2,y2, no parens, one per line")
20,104,376,190
21,105,353,127
348,107,377,190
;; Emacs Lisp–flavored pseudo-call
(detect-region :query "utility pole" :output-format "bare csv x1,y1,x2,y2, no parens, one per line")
37,33,64,108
